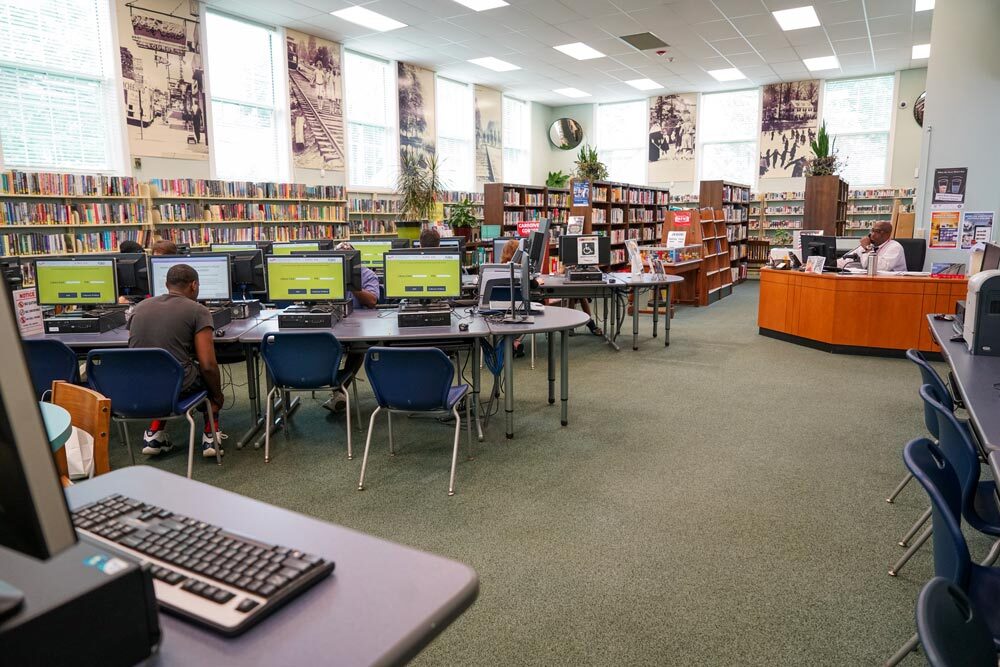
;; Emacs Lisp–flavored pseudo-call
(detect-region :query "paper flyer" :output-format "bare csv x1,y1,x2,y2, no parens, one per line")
804,256,825,274
666,231,687,248
567,216,584,235
572,180,590,206
961,211,994,249
930,210,961,249
13,288,44,337
931,167,967,208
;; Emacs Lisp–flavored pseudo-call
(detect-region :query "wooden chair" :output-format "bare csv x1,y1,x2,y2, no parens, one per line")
50,380,111,485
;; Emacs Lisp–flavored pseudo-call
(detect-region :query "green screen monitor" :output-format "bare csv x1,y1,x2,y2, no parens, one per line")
266,255,346,301
34,258,118,306
383,249,462,300
211,243,258,253
272,242,320,256
350,241,394,269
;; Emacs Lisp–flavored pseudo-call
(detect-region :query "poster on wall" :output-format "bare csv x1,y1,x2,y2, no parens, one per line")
961,211,994,249
474,85,502,189
286,30,344,172
572,180,590,206
398,62,435,168
117,0,208,160
648,93,697,183
930,210,961,249
931,167,968,208
759,80,819,179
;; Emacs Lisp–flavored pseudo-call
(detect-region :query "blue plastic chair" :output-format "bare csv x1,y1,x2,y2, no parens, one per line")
917,577,997,667
23,338,79,400
86,348,221,479
260,332,353,463
358,346,472,496
885,438,1000,666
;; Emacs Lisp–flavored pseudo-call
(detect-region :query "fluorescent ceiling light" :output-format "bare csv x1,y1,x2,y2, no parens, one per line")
554,42,606,60
912,43,930,59
707,68,745,82
625,78,662,91
452,0,509,9
554,87,590,98
803,55,840,71
468,56,520,72
330,6,406,32
772,6,820,31
915,0,934,10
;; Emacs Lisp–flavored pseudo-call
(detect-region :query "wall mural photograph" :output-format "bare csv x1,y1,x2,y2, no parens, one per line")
398,62,436,168
648,93,697,182
759,80,819,179
286,29,345,172
474,85,502,188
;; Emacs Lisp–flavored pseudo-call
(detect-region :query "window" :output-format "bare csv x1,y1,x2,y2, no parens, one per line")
822,76,894,186
436,77,473,192
699,89,759,185
0,0,123,172
205,11,288,182
502,96,530,184
596,101,646,184
344,51,396,189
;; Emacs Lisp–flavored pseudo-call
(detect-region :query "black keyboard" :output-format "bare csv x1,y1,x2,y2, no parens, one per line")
72,494,334,636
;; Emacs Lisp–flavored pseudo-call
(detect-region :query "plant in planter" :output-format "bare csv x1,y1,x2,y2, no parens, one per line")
772,230,792,247
573,145,608,182
396,152,445,239
546,170,569,188
447,198,477,239
805,122,843,176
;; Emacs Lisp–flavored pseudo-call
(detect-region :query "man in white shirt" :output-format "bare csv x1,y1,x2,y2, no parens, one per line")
837,221,908,272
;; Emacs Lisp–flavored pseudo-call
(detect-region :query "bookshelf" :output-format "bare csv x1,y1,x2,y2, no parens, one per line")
699,180,750,285
843,188,916,235
348,191,400,236
803,175,848,236
660,207,731,305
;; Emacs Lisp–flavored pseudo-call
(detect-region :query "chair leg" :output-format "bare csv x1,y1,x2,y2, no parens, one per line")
899,507,932,547
388,411,395,457
282,390,290,440
358,407,381,491
465,394,473,460
264,386,277,463
184,410,197,480
886,472,914,503
205,398,221,466
884,632,919,667
342,386,352,460
980,538,1000,566
352,381,361,432
120,422,136,466
448,406,461,496
889,526,932,576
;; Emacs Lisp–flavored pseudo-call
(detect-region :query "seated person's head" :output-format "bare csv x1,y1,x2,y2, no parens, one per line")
119,240,143,254
419,228,440,248
151,239,178,256
500,239,520,263
335,241,354,251
870,221,893,245
165,264,200,300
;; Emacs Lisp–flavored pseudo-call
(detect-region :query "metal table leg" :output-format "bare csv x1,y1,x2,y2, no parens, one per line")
547,331,555,405
652,285,659,339
237,347,266,449
504,335,514,439
472,337,483,441
632,285,640,350
560,329,569,426
664,284,672,347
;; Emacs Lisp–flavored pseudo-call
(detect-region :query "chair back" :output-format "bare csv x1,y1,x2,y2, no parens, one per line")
260,332,344,389
23,339,79,399
916,577,996,667
364,347,454,411
51,381,111,477
86,348,184,419
906,349,953,438
897,238,927,272
919,384,980,494
903,438,972,588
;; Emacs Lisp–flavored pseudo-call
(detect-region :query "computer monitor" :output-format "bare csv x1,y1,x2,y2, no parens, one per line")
527,229,549,273
835,237,858,257
0,285,77,560
149,254,232,301
982,241,1000,272
350,240,408,270
414,237,466,254
266,254,346,302
34,258,118,306
801,234,838,266
492,237,524,262
174,243,192,256
480,224,501,240
558,235,611,267
289,250,364,291
0,257,24,293
270,240,334,255
211,243,257,253
383,248,462,300
87,253,150,298
228,250,266,300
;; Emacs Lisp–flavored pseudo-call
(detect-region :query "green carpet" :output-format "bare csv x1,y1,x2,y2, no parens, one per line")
106,282,982,665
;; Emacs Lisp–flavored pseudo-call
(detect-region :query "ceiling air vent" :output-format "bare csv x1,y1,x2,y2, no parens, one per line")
619,32,669,51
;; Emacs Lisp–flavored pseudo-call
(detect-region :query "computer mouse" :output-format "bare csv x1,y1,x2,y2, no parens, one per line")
459,322,469,332
215,329,226,337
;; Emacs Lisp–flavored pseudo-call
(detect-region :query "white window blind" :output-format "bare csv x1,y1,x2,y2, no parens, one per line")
345,50,396,189
205,11,288,182
0,0,122,172
699,89,759,185
436,77,473,192
597,100,646,184
502,96,530,184
822,76,894,187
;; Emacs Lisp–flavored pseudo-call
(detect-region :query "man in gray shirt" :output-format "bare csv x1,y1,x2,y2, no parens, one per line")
128,263,224,457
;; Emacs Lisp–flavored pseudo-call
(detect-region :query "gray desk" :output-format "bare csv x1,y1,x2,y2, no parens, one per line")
928,316,1000,452
607,273,684,350
66,467,478,666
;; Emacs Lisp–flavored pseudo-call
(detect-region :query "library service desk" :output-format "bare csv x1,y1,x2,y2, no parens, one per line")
757,268,968,355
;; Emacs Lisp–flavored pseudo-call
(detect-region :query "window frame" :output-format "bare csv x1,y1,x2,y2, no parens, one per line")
343,48,398,192
595,99,649,185
435,75,474,193
501,95,531,185
820,74,896,187
697,88,761,188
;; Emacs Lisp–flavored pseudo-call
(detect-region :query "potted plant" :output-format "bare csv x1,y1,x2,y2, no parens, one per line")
395,151,445,240
546,170,569,188
805,122,842,176
447,198,477,240
573,145,608,182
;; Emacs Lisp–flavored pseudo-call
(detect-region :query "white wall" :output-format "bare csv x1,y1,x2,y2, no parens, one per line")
545,103,595,181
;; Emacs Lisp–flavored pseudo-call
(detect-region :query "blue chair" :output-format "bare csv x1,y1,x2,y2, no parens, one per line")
358,347,472,496
86,348,221,479
23,338,79,400
916,577,996,667
885,437,1000,666
260,332,353,463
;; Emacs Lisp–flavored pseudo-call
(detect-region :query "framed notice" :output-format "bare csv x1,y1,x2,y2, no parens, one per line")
931,167,967,208
930,210,961,249
577,236,599,265
13,288,43,337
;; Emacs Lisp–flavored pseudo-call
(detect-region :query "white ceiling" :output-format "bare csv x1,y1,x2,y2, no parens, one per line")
201,0,933,106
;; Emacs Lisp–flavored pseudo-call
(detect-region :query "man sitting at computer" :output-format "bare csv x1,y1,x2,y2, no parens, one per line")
837,221,907,271
151,239,178,256
128,263,225,457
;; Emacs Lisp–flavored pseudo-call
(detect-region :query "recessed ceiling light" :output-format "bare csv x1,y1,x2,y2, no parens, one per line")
707,68,745,82
554,87,590,98
554,42,606,60
452,0,509,10
468,56,520,72
803,55,840,71
912,43,930,59
772,6,821,31
330,6,406,32
625,78,662,91
915,0,934,10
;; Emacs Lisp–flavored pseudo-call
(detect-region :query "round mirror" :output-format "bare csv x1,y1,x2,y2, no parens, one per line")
913,91,926,127
549,118,584,150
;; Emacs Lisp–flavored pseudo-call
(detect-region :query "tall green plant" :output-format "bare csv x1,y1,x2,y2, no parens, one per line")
806,121,843,176
396,152,446,220
574,145,608,181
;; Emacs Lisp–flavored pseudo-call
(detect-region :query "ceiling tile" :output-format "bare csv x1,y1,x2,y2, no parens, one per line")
554,18,613,41
794,42,835,59
522,0,583,24
712,37,754,56
815,0,866,24
833,37,872,55
669,0,725,24
873,32,913,50
868,15,909,36
747,33,791,51
824,20,868,41
770,61,810,77
713,0,766,18
731,13,782,37
728,51,766,67
556,0,619,19
784,26,828,47
693,19,740,42
867,0,913,18
837,52,875,68
758,47,800,63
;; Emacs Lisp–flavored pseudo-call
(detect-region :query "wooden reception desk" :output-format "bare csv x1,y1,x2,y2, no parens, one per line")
758,268,968,355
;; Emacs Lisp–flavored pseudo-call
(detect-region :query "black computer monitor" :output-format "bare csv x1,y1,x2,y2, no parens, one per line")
210,241,273,255
414,237,466,254
149,254,232,302
270,240,335,255
801,234,838,266
982,242,1000,272
558,235,611,267
383,248,462,300
350,240,409,270
266,254,347,302
527,230,549,273
173,243,191,256
228,250,266,300
33,258,119,307
0,257,24,293
87,253,150,298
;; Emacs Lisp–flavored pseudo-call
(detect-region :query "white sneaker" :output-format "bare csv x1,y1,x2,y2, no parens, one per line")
202,431,227,458
322,393,347,413
142,430,174,456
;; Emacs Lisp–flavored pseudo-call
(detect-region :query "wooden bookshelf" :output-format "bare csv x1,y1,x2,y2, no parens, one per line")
659,206,731,305
699,180,750,285
803,175,849,236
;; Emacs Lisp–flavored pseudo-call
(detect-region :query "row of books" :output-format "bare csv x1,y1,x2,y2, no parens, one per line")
610,229,627,244
848,188,916,199
148,178,345,201
593,185,625,203
625,189,670,205
503,189,521,205
729,245,748,261
349,220,397,234
847,205,913,214
671,194,699,203
722,184,751,203
762,220,803,229
547,193,570,208
610,248,627,265
151,203,347,223
726,225,748,242
159,224,341,246
722,205,749,222
0,171,141,197
439,191,483,204
2,202,149,226
550,209,569,224
764,206,804,215
0,229,152,256
348,197,400,213
524,192,545,206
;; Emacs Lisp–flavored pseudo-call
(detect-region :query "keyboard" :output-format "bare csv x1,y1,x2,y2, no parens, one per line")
72,494,334,636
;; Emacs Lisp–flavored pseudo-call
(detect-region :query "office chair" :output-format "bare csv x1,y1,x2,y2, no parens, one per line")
259,332,354,463
885,438,1000,666
916,577,997,667
23,338,80,401
86,348,221,479
358,346,472,496
895,238,927,272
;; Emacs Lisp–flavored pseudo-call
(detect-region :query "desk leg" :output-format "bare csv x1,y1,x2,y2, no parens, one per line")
664,285,672,347
504,335,514,439
547,332,555,405
560,329,569,426
605,290,621,351
632,286,640,351
472,338,483,442
237,348,264,449
652,287,660,338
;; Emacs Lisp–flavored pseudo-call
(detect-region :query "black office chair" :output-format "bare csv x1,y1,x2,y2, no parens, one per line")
896,238,927,272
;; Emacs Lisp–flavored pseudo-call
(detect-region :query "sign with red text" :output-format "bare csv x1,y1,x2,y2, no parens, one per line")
516,220,540,237
13,288,43,337
672,210,692,227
